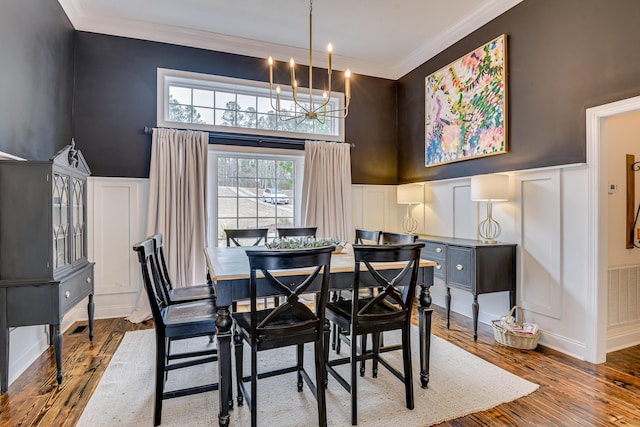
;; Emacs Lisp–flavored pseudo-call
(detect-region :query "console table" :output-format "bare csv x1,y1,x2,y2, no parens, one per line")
417,235,516,341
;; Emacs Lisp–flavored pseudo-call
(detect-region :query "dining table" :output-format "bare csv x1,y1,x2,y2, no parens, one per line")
204,244,436,427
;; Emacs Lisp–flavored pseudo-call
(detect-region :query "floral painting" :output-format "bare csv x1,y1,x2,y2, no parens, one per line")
425,34,507,167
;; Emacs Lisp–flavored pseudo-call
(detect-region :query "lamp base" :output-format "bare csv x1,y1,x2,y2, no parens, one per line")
402,216,418,234
478,202,501,244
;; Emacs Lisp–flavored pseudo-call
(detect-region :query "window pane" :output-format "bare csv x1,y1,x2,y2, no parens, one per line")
218,197,238,218
169,85,191,105
237,197,258,218
238,218,259,229
216,109,236,127
238,159,257,179
216,91,235,109
195,107,214,124
257,97,274,114
193,89,214,108
238,110,257,129
257,113,277,130
237,94,256,111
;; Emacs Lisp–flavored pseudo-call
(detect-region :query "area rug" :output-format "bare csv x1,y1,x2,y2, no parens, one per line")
76,328,538,427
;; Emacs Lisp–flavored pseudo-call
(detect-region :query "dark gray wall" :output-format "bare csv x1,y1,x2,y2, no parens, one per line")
398,0,640,183
73,32,397,184
0,0,75,160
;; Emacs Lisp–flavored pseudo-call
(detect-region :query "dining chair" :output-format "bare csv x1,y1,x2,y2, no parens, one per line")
224,228,274,309
224,228,269,247
332,228,382,353
355,228,381,244
380,231,418,245
233,246,334,427
325,243,424,425
276,226,318,239
152,233,216,304
133,238,221,426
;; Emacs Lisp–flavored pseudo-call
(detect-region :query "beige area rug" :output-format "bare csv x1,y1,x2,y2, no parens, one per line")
77,328,538,427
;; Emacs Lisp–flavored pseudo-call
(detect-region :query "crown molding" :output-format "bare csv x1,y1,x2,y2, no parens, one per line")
58,0,521,81
393,0,523,79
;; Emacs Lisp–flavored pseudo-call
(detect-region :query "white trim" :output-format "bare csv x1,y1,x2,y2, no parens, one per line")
58,0,521,80
206,145,305,247
157,68,345,142
585,95,640,363
0,150,25,161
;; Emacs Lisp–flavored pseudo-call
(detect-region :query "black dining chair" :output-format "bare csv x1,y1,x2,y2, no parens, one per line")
380,231,418,245
325,243,424,426
233,246,334,427
224,228,274,309
277,226,318,239
152,233,216,304
133,238,221,426
332,228,382,353
355,228,381,244
225,228,269,247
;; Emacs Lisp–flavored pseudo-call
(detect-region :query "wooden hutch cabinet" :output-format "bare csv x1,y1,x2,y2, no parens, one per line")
0,142,94,393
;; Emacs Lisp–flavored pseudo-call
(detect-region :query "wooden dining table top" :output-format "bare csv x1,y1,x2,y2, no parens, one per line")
205,244,437,282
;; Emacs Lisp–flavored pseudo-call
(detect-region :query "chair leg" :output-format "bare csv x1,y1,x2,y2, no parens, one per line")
359,334,367,376
401,326,414,410
297,343,304,392
251,345,258,427
234,330,244,407
323,321,331,388
351,333,358,426
314,339,327,427
154,333,166,426
372,332,381,378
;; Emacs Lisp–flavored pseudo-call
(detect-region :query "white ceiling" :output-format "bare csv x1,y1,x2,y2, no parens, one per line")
58,0,522,80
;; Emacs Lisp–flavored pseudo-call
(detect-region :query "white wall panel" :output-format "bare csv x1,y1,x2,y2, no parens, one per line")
514,170,562,318
452,183,476,239
88,177,148,318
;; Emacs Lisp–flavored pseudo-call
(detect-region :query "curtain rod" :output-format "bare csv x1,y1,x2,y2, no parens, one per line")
143,126,355,148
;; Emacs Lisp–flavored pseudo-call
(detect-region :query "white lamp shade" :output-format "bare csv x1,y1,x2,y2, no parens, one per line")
470,174,509,202
397,183,424,204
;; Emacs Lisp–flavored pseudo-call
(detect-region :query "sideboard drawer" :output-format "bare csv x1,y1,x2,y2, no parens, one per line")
447,246,473,291
59,265,94,315
421,242,446,280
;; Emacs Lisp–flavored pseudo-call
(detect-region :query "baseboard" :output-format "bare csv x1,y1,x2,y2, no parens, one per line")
607,323,640,353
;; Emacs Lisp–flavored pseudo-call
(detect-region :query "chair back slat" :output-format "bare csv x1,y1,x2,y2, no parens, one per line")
277,227,317,239
352,243,424,326
247,247,333,340
380,231,417,245
225,228,269,247
133,238,168,326
355,229,381,244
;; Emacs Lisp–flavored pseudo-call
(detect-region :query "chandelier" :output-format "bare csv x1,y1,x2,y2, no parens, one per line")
267,0,351,124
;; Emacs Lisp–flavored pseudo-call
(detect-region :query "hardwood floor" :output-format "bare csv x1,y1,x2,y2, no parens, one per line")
1,307,639,426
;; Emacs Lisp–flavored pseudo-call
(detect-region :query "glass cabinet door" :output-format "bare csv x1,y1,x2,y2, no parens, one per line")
52,172,70,269
72,177,86,261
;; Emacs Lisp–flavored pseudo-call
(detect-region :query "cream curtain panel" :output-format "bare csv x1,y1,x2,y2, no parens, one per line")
301,141,352,241
126,128,208,323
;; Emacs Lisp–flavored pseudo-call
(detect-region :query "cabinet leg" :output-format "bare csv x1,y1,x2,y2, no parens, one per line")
88,293,95,341
472,296,479,342
445,286,451,329
53,324,63,385
0,328,7,394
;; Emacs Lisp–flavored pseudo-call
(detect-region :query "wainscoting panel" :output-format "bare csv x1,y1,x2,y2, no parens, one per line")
514,170,562,319
351,185,399,234
87,177,149,318
452,183,476,240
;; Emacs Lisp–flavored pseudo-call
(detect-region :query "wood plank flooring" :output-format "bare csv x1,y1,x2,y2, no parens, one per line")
1,307,639,426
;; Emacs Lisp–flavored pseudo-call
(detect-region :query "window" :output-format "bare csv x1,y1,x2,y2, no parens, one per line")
207,146,305,247
158,68,345,142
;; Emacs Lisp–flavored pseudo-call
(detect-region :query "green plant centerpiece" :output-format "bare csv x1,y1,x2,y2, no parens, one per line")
266,237,346,253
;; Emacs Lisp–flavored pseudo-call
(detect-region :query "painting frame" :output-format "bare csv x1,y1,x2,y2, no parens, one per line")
425,34,508,167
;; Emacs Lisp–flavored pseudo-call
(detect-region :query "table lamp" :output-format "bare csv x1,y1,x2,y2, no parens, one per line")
397,183,424,234
470,174,509,244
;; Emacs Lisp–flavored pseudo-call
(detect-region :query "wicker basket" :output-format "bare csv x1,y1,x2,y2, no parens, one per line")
492,305,541,350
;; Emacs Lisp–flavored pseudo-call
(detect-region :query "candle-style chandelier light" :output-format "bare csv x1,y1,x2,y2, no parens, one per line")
267,0,352,124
